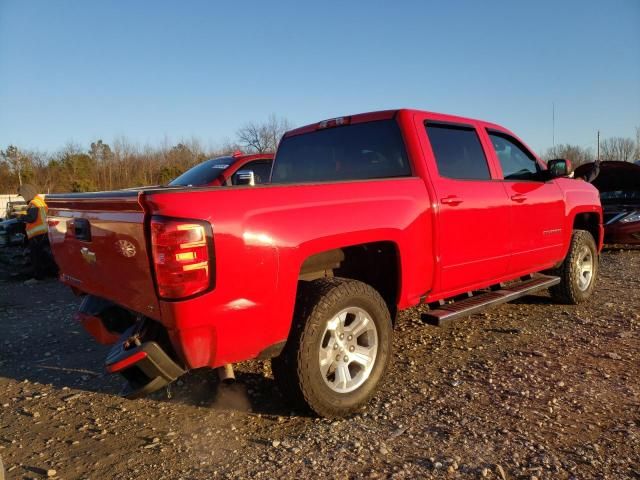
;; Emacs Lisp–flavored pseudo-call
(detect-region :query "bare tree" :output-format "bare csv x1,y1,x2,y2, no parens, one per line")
543,144,594,167
89,139,113,189
236,114,292,153
600,136,635,162
0,145,29,185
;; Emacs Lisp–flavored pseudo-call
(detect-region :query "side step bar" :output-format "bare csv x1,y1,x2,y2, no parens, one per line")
421,274,560,326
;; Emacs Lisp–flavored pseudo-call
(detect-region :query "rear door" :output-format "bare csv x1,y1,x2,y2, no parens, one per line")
421,120,512,294
484,129,565,274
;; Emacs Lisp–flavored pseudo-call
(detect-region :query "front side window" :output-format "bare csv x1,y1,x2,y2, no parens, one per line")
271,119,411,184
232,160,273,185
425,123,491,180
489,132,541,181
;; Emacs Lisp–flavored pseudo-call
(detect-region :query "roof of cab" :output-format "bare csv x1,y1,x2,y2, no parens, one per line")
283,108,509,138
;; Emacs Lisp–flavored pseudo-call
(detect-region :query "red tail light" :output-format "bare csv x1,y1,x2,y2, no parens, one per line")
150,217,214,299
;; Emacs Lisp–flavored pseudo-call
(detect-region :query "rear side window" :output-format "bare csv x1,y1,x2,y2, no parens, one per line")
488,131,541,181
425,123,491,180
271,119,411,184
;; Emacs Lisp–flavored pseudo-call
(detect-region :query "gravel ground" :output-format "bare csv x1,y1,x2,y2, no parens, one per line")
0,247,638,479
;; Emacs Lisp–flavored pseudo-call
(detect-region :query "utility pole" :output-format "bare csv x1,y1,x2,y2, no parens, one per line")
597,130,600,161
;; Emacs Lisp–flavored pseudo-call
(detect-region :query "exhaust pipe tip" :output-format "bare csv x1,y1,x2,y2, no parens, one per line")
217,363,235,384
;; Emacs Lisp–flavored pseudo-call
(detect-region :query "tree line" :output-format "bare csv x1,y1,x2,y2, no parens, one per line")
0,115,290,194
543,130,640,167
1,118,638,194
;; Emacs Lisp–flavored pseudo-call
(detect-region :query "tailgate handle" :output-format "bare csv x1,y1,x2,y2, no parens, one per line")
74,219,92,241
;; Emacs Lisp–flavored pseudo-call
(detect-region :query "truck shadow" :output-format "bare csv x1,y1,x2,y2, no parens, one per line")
1,350,299,417
147,367,301,417
0,263,302,417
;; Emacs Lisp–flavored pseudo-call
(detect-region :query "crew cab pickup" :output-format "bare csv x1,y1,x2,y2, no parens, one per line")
47,109,603,417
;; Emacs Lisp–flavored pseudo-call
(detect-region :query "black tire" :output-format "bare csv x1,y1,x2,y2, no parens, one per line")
549,230,598,304
272,277,393,418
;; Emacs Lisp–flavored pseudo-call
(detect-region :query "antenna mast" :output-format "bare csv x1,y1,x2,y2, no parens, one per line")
552,102,555,148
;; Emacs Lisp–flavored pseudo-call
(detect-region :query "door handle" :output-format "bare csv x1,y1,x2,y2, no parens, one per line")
510,194,527,203
441,196,463,206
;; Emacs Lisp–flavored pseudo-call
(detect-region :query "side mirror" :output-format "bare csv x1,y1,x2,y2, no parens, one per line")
234,170,255,186
547,158,572,178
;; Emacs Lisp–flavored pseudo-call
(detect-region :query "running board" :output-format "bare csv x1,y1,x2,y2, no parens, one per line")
421,274,560,326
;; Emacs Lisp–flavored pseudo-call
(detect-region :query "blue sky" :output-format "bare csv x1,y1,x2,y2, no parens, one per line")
0,0,638,154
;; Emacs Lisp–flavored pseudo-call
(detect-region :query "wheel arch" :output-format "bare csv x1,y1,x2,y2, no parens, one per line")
296,240,403,323
572,211,601,249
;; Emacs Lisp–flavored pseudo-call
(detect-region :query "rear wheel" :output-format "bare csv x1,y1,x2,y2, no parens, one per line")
549,229,598,304
272,277,393,418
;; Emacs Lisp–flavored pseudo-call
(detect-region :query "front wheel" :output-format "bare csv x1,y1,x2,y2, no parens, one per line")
272,278,393,418
549,229,598,304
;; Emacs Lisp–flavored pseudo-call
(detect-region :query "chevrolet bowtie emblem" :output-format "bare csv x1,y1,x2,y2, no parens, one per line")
116,239,137,258
80,247,96,264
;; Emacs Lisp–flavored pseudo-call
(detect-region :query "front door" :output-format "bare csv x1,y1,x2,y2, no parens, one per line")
486,130,565,274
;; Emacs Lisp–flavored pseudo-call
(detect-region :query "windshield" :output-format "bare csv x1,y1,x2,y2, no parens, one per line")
168,156,237,186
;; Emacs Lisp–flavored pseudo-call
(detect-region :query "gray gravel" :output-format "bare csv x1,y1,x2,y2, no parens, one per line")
0,247,638,479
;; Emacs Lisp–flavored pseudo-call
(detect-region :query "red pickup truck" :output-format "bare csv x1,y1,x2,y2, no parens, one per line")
47,109,603,417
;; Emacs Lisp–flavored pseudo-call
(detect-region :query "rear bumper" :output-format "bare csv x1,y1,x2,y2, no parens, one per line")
105,336,185,399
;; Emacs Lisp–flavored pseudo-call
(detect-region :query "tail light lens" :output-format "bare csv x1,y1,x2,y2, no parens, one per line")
150,217,214,299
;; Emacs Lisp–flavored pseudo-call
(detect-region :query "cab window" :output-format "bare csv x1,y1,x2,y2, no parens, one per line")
231,160,273,185
488,132,541,181
425,123,491,180
271,120,411,184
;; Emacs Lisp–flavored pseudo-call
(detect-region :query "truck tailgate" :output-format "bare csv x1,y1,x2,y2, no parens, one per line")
47,191,161,320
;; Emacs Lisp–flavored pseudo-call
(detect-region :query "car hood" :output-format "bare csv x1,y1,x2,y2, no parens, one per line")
0,218,19,226
575,161,640,192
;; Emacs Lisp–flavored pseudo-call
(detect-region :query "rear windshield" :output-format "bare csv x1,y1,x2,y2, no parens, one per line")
168,156,237,186
271,119,411,184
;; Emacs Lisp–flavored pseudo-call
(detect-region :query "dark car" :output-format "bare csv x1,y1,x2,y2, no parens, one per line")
576,160,640,244
169,152,274,187
0,218,26,247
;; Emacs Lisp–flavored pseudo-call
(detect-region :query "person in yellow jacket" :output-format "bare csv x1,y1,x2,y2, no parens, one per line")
17,184,58,281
